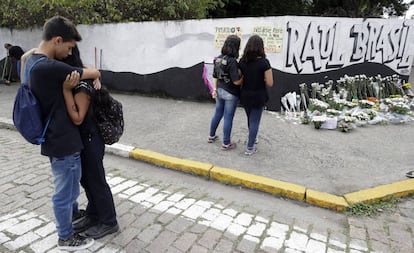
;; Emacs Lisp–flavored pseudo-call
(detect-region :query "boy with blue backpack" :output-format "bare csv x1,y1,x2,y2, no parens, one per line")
21,16,101,251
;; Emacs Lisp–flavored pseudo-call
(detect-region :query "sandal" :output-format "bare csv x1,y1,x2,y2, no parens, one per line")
244,147,257,156
208,135,219,143
406,170,414,178
221,142,236,151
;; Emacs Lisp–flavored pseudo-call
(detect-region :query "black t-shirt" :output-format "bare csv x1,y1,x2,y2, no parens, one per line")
29,54,84,157
239,57,272,108
238,57,271,91
213,55,241,97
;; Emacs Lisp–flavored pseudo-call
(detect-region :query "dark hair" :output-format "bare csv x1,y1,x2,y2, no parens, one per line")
42,16,82,42
240,35,266,63
221,35,241,58
62,45,83,67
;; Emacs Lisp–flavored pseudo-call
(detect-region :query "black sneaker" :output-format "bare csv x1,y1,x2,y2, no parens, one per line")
72,209,86,223
73,216,99,233
57,233,94,251
83,223,119,239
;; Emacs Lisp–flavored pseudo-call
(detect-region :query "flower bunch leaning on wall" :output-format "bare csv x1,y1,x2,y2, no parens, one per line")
280,74,414,132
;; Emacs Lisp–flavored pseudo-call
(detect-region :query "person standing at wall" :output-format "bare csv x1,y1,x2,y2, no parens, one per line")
62,45,119,239
2,43,13,84
208,35,243,150
8,44,25,80
26,15,101,251
3,43,24,82
239,35,273,156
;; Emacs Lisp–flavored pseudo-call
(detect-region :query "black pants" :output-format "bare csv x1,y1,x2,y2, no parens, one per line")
80,130,117,226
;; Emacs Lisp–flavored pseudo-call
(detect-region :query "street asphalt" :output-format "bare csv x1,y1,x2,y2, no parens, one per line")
0,82,414,211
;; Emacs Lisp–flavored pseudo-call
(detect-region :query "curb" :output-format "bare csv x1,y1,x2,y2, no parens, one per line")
1,117,413,212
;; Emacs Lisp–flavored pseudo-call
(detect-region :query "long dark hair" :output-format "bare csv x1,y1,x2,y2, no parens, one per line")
63,45,83,67
240,35,266,63
221,35,241,58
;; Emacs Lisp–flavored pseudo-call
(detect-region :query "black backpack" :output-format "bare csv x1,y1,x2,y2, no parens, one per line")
93,88,124,145
214,55,230,83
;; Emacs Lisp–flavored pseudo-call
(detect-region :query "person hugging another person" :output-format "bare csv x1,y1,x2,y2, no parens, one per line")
23,15,101,251
208,35,243,150
239,35,273,156
62,45,119,240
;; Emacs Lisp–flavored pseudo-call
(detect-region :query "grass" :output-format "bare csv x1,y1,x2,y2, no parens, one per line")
344,197,399,216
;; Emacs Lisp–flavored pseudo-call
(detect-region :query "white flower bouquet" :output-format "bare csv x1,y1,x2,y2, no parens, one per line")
309,98,329,112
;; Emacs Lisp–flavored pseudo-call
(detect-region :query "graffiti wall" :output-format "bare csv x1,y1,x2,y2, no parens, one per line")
1,16,413,111
284,18,413,75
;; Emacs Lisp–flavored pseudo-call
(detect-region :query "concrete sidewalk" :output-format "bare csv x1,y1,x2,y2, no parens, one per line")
1,83,414,211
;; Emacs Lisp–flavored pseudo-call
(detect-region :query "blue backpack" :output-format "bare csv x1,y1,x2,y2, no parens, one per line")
12,57,51,145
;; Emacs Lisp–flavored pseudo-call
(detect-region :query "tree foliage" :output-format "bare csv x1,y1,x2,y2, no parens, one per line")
209,0,412,18
0,0,225,29
308,0,412,18
0,0,412,29
208,0,310,17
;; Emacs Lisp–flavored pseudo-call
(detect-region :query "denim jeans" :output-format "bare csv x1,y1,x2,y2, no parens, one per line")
244,106,264,150
50,152,82,240
209,88,239,145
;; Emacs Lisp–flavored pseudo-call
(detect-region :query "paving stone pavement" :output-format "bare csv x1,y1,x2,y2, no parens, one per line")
1,128,414,253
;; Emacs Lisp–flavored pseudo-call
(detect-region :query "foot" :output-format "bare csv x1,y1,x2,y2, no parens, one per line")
244,147,257,156
72,209,86,223
208,135,218,143
83,223,119,239
406,170,414,178
73,216,99,233
58,233,94,251
221,142,236,151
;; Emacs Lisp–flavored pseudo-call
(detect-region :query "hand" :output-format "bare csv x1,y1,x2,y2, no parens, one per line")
63,71,80,90
212,90,217,99
93,78,102,90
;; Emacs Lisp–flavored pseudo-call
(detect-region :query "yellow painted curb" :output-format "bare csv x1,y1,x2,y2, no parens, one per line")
344,179,414,204
129,148,213,178
127,147,414,212
306,189,348,212
210,166,306,201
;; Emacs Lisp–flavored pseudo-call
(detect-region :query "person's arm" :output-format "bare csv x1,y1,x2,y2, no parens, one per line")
264,69,273,88
80,66,100,80
20,48,37,78
228,58,242,86
233,69,243,86
63,71,90,125
211,78,218,98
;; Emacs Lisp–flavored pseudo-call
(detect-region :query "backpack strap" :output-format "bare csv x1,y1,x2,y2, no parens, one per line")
22,57,46,85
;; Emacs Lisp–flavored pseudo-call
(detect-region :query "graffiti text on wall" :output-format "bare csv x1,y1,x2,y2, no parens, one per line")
214,27,242,49
286,21,414,74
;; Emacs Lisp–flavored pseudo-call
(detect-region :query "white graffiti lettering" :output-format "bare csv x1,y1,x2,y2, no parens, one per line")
286,20,414,74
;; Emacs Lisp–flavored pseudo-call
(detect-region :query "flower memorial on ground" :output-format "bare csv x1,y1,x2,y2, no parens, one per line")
280,75,414,132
